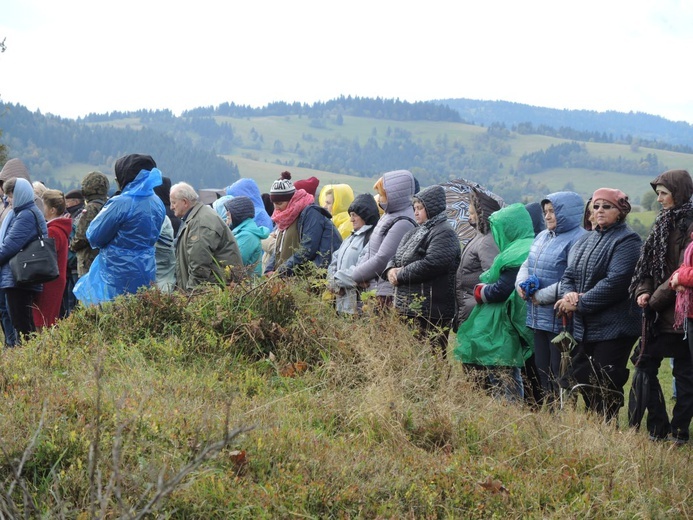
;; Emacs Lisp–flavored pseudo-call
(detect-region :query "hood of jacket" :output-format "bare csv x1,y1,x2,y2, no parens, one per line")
381,170,415,213
0,158,31,184
82,171,110,201
471,188,501,235
120,166,163,198
413,185,446,220
541,191,584,234
225,177,274,229
490,203,535,253
650,169,693,207
48,216,73,239
318,184,354,216
348,193,380,227
115,154,156,191
234,218,271,239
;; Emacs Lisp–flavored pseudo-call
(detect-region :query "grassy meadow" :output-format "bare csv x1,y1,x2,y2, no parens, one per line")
64,113,693,205
0,276,689,518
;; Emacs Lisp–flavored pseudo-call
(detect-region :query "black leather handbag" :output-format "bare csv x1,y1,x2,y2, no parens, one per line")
9,210,60,285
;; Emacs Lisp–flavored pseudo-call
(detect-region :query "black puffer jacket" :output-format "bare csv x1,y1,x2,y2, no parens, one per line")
387,185,461,320
560,221,642,342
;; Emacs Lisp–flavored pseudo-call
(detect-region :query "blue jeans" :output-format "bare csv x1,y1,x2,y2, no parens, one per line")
0,289,17,346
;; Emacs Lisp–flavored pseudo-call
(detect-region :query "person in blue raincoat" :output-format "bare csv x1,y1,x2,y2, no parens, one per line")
225,178,274,231
74,154,165,306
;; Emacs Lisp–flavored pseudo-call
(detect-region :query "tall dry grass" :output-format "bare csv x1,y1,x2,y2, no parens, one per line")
0,276,689,518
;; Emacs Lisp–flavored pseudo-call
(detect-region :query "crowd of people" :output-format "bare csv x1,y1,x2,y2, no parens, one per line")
0,154,690,445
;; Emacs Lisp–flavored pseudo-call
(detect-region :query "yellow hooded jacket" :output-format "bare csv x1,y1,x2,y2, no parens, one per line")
318,183,355,239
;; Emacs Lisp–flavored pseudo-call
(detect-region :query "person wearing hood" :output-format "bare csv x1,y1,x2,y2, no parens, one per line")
555,188,642,423
33,189,72,329
0,178,49,342
328,193,380,314
455,188,502,328
515,191,585,406
73,154,165,306
226,178,275,231
0,158,44,219
0,160,32,346
224,196,270,277
154,176,182,237
212,195,234,222
0,159,44,345
265,171,342,277
70,171,110,278
455,203,535,400
385,185,461,358
632,169,693,445
349,170,417,309
319,183,355,239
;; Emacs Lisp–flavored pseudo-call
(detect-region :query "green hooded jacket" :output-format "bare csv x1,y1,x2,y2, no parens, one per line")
454,203,535,367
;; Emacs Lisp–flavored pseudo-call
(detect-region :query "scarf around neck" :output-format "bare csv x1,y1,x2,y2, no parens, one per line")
271,189,314,231
630,201,693,295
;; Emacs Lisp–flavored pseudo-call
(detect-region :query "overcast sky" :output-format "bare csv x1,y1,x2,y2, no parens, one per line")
2,0,692,123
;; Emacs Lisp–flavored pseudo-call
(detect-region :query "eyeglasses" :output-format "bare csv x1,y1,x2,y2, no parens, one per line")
592,204,614,211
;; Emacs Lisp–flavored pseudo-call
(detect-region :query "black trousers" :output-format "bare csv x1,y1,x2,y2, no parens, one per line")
413,315,451,359
570,336,636,423
5,287,36,343
531,329,562,405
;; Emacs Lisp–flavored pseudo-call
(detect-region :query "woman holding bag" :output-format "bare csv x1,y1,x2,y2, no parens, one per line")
0,178,48,343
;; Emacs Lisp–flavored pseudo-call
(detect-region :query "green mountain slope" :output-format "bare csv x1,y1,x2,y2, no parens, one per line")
3,99,692,205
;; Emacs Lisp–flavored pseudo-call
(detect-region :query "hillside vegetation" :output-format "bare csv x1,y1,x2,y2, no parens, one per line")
0,277,689,518
3,98,693,206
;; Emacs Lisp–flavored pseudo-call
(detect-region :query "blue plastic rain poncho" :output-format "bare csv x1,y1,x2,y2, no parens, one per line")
73,167,165,306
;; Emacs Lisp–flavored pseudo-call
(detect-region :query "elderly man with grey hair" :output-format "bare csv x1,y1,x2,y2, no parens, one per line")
170,182,243,290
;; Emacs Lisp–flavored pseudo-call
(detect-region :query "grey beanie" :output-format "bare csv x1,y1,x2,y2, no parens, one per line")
225,196,255,229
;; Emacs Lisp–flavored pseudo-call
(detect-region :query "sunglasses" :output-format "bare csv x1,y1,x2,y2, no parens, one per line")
592,204,614,211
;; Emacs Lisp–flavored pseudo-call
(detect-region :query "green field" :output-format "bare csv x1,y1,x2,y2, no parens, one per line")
65,113,693,204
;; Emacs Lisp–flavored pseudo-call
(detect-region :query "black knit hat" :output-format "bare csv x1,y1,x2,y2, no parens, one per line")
347,193,380,227
224,196,255,229
114,153,156,190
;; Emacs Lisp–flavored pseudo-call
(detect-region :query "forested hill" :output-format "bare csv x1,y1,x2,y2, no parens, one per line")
437,98,693,148
0,103,239,192
2,96,693,204
83,97,463,124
